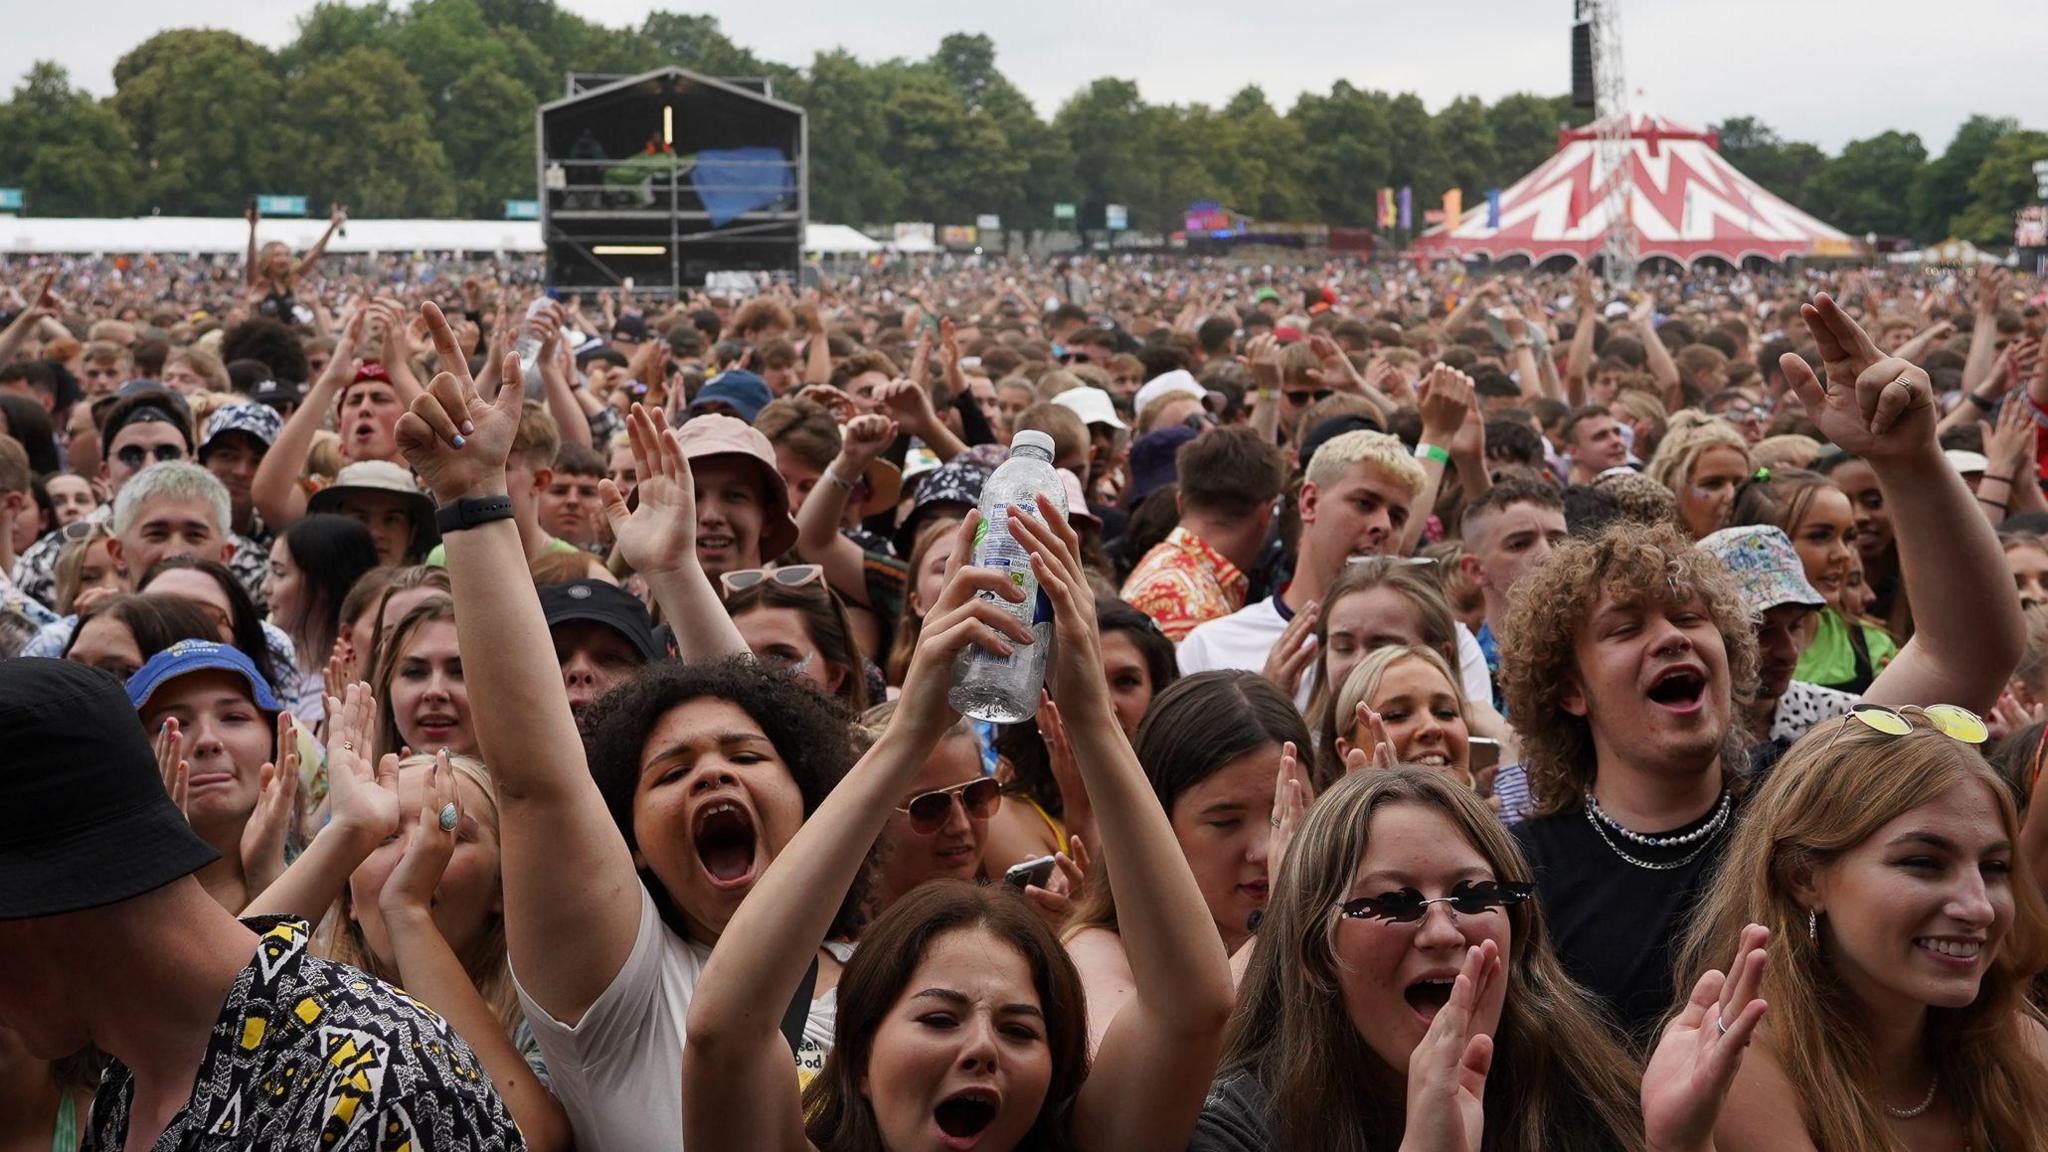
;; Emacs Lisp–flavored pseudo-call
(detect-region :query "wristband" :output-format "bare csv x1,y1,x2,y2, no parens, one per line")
824,467,859,492
434,495,514,534
1414,443,1451,466
1967,392,1996,412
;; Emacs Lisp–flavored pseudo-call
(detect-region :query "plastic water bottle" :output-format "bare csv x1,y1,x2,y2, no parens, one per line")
515,297,551,397
948,431,1068,723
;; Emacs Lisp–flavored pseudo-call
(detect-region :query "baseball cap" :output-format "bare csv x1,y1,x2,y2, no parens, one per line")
1051,386,1126,431
674,414,797,559
247,375,308,413
1944,449,1989,477
539,579,661,662
688,370,773,424
126,638,283,713
99,388,194,455
1133,369,1205,415
1296,412,1387,469
0,659,220,919
1253,287,1281,304
199,402,283,459
1697,525,1826,618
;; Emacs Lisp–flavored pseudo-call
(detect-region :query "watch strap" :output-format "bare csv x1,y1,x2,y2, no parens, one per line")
434,495,514,534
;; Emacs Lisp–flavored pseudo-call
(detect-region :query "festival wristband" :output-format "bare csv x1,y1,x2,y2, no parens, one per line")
1414,443,1451,466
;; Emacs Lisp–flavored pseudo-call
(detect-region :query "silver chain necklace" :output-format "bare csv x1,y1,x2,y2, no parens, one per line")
1588,789,1733,848
1884,1075,1939,1120
1583,792,1731,871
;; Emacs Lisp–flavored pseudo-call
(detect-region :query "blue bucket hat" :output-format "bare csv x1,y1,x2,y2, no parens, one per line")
126,639,282,713
688,369,773,424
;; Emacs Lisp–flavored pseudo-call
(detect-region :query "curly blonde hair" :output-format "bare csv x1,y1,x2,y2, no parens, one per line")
1498,520,1758,815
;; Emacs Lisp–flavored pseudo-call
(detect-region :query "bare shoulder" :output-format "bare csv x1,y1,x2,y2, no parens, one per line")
1062,926,1131,973
1716,1042,1815,1152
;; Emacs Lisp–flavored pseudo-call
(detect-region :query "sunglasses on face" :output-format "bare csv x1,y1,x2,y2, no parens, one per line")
59,519,106,542
719,564,824,597
1285,389,1334,405
894,776,1002,833
115,444,185,470
1338,878,1534,923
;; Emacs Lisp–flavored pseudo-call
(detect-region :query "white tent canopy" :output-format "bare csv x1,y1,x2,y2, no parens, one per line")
0,217,878,256
1886,238,2008,266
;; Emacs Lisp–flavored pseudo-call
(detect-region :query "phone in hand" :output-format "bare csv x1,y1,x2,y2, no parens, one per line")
1468,737,1501,774
1003,855,1057,891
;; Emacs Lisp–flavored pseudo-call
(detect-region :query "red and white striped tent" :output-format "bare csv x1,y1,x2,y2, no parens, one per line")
1419,113,1857,266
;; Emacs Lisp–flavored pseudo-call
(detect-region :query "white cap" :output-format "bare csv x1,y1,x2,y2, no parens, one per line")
1012,430,1057,456
1944,449,1989,476
1133,369,1205,414
1051,385,1126,430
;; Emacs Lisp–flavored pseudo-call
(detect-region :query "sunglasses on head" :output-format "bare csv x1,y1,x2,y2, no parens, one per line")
59,519,106,542
1339,878,1534,923
894,777,1002,833
719,564,824,597
1838,702,1987,744
115,444,185,469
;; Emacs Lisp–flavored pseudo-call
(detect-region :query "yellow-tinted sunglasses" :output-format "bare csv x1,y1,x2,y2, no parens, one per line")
1845,703,1988,744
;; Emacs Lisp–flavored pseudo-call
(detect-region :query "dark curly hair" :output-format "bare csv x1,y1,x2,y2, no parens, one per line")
582,656,867,942
1498,520,1758,816
221,317,311,385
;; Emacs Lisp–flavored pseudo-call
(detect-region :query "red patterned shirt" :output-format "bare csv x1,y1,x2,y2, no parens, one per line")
1121,527,1248,643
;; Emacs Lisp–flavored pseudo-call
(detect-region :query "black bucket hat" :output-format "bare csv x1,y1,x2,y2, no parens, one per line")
0,659,219,920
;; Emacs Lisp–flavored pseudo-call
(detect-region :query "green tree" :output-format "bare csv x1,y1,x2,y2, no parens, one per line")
1488,93,1577,190
110,29,288,214
1909,114,2015,241
1713,117,1828,208
1214,87,1313,220
877,68,1023,225
287,46,456,215
0,62,140,216
1802,130,1928,237
277,2,399,78
1385,93,1448,201
637,12,781,79
1289,82,1392,225
441,65,536,216
1950,130,2048,245
788,49,905,225
1054,78,1154,226
1434,95,1496,196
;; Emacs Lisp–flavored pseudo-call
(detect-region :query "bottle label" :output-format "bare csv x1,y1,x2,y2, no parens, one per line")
971,503,1051,632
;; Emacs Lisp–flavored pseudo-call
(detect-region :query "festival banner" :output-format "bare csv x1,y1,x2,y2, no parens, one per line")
1398,186,1412,231
1376,188,1396,229
1486,188,1501,229
1442,189,1463,232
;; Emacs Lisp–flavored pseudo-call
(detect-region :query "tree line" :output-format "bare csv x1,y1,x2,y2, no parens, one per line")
0,0,2039,246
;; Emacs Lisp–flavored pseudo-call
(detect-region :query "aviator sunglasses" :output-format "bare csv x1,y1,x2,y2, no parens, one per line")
894,777,1002,834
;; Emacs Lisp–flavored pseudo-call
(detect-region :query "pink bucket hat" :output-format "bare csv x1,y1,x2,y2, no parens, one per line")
674,413,798,559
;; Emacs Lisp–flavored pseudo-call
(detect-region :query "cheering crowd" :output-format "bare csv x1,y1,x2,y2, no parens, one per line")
0,238,2045,1152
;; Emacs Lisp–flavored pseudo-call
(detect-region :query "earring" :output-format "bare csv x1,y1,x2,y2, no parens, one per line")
1808,907,1819,945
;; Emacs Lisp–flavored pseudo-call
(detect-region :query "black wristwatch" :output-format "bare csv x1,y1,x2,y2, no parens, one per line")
434,495,514,534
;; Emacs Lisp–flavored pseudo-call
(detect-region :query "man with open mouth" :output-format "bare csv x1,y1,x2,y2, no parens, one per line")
1493,295,2023,1044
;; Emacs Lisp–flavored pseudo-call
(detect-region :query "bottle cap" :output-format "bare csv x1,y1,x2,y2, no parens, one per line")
1011,430,1055,456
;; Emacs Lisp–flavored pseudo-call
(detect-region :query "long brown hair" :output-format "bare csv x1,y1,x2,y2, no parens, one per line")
372,594,457,759
723,574,869,712
804,881,1087,1152
1224,768,1647,1152
1308,558,1461,782
1677,713,2048,1152
886,517,960,686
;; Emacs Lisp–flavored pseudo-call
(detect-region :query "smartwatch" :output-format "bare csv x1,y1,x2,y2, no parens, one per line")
434,495,514,535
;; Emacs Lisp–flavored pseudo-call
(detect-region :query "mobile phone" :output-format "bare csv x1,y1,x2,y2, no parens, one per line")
1468,738,1501,774
1003,855,1057,890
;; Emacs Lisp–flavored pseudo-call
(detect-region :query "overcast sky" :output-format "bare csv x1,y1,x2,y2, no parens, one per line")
9,0,2045,155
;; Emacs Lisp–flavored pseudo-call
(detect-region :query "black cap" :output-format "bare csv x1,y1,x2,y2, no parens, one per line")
611,313,650,343
0,660,219,920
538,579,661,662
1296,412,1386,470
97,388,195,455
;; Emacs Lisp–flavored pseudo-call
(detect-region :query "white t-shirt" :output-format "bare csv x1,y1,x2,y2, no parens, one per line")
514,884,850,1152
1176,594,1492,710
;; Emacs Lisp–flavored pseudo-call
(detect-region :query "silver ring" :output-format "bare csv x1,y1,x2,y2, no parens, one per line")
1269,816,1282,828
438,802,459,832
338,741,353,752
1714,1015,1729,1036
1885,373,1914,389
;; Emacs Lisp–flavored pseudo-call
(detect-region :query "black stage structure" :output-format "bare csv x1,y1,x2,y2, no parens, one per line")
536,67,807,293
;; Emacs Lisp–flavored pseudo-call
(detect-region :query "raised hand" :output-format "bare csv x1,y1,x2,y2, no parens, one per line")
1339,702,1398,775
378,749,460,921
395,301,522,502
1418,364,1476,446
1260,599,1319,695
1642,924,1769,1152
600,404,697,578
893,513,1032,744
1267,740,1310,886
872,378,939,432
1984,391,2034,478
239,713,302,893
839,413,898,471
1401,940,1501,1152
1022,834,1089,926
155,717,189,818
1005,494,1102,708
1780,293,1935,463
324,683,402,847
